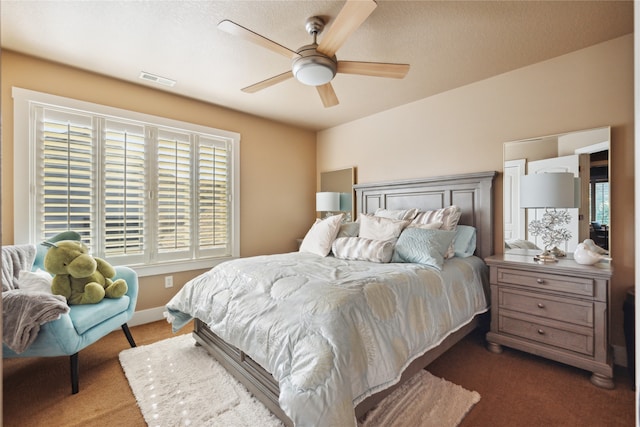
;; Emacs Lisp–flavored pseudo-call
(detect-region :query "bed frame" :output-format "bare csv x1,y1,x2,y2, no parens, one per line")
192,171,496,426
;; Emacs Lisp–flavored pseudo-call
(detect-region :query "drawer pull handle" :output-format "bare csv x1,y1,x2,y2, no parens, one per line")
536,278,545,284
537,329,545,335
537,303,545,309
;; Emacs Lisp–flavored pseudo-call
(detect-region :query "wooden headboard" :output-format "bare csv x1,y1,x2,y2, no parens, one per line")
354,171,497,259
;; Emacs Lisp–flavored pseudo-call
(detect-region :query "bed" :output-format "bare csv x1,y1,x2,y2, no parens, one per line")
166,171,496,426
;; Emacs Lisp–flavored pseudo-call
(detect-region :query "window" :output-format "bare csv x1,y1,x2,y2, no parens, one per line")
13,87,240,276
590,181,610,225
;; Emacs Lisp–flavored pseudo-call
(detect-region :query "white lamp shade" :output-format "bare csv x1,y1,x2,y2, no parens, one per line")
316,192,340,211
520,172,577,209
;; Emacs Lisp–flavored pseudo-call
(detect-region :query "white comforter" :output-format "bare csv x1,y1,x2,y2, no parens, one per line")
166,252,488,427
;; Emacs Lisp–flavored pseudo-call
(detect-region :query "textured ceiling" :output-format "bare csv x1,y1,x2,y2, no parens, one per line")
1,1,633,131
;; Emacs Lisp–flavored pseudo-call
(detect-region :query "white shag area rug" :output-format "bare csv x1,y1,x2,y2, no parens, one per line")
358,369,480,427
119,334,480,427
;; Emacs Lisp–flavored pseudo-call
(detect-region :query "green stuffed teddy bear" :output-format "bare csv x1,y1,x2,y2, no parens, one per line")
44,240,128,305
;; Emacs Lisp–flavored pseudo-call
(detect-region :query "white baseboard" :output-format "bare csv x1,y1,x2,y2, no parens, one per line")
129,306,167,327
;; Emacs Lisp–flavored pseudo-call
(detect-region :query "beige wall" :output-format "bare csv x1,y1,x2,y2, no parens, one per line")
318,34,635,348
1,51,317,310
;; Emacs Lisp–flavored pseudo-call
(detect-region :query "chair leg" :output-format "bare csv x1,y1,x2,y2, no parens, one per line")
68,325,134,395
70,353,79,394
122,323,137,348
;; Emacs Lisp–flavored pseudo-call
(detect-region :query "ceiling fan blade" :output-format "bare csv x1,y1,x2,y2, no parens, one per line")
317,0,377,57
316,83,339,108
241,71,294,93
218,20,299,60
337,61,410,79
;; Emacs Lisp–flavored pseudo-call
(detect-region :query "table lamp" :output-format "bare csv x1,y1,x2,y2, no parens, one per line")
520,172,578,263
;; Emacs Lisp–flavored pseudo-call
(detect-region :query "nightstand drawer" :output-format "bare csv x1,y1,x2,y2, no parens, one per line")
498,288,594,327
496,267,594,297
499,312,594,356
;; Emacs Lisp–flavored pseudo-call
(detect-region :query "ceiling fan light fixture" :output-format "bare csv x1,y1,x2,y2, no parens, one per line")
294,62,335,86
292,45,337,86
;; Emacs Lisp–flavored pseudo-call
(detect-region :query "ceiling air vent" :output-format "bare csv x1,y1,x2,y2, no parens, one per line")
139,71,176,87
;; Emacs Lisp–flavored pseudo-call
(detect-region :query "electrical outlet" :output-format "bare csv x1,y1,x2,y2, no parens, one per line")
164,276,174,288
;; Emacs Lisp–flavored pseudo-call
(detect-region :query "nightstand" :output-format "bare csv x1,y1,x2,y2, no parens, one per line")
485,253,614,389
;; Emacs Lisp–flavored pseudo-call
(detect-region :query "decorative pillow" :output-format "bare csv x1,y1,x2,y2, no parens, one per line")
336,222,360,238
358,214,410,242
332,237,395,263
411,206,461,230
17,269,53,293
411,206,461,259
408,221,443,230
374,208,419,221
299,214,344,257
453,225,477,258
391,228,456,270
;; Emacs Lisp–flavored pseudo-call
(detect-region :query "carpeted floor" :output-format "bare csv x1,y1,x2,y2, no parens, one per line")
3,320,635,426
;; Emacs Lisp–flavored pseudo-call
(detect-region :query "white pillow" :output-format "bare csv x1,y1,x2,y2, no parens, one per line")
17,269,53,293
359,214,409,241
299,214,344,257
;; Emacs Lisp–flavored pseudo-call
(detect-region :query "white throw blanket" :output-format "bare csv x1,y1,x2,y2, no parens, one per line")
2,244,36,291
3,290,69,353
166,252,488,427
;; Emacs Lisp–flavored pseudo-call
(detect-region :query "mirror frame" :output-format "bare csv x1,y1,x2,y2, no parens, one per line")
503,126,611,257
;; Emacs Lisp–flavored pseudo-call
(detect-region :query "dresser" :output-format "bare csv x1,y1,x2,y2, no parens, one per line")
485,253,613,388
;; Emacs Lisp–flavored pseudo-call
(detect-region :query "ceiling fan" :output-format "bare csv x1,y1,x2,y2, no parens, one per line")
218,0,410,108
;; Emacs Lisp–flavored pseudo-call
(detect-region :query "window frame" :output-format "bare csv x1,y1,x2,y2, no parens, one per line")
12,87,241,277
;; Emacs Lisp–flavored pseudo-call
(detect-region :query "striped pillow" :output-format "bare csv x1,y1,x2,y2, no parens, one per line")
411,205,461,230
332,237,395,263
374,208,419,221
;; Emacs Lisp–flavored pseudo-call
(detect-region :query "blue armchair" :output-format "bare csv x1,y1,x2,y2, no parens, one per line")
2,232,138,394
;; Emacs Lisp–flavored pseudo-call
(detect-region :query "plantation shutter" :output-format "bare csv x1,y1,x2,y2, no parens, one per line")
196,136,231,257
156,128,192,260
103,120,147,263
36,107,95,246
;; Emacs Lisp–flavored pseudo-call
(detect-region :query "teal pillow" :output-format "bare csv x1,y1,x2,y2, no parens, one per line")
392,228,456,270
453,225,477,258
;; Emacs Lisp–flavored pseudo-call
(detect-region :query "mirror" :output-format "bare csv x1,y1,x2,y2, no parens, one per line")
504,127,610,256
320,167,356,221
